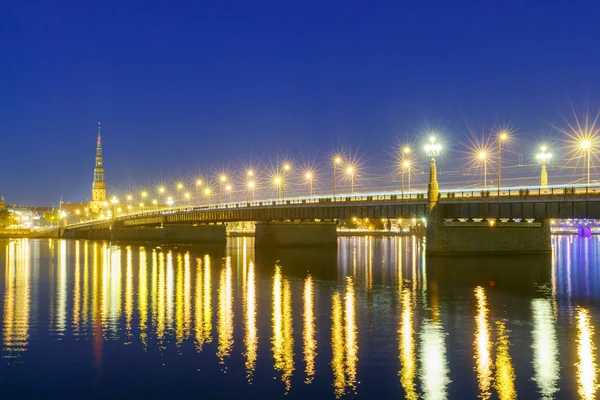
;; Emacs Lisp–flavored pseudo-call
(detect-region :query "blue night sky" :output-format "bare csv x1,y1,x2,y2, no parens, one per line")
1,1,599,205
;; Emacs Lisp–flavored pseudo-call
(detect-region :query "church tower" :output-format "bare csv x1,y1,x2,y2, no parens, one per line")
89,122,107,213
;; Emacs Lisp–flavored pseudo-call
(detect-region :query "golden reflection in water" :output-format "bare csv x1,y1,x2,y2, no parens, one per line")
217,256,234,367
272,264,294,393
331,277,359,398
332,292,345,398
3,240,30,358
125,246,133,339
157,251,166,342
73,241,81,334
345,277,358,394
166,251,174,332
83,242,89,326
303,275,316,384
183,253,192,341
139,247,148,348
56,240,67,335
399,288,417,400
244,260,257,381
176,253,184,345
203,255,213,346
474,286,493,399
576,307,598,400
419,318,450,400
109,246,122,337
531,299,559,399
494,321,516,400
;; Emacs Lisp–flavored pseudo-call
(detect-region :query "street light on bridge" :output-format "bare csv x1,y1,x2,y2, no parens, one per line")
333,156,343,197
247,181,255,202
346,166,355,195
402,160,411,197
478,151,488,189
282,163,290,201
424,135,441,211
580,139,592,186
497,130,509,194
204,187,212,206
166,197,174,207
274,176,282,199
152,199,158,210
536,145,551,187
305,172,314,197
184,192,191,205
225,184,232,202
219,175,227,204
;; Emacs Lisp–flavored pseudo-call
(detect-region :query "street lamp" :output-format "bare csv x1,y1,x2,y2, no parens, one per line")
141,191,148,201
110,196,119,220
424,135,441,211
166,197,174,207
225,184,232,202
176,183,183,198
152,199,158,210
497,131,509,194
247,181,255,202
402,160,411,197
282,163,290,201
274,176,282,199
346,166,355,195
536,145,551,187
333,156,342,197
305,172,313,197
204,187,212,206
219,175,227,203
478,151,488,189
195,180,203,206
184,192,191,205
581,139,592,186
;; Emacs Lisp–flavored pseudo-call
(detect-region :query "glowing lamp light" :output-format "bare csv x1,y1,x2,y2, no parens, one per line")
425,136,442,158
247,170,254,177
110,197,119,205
334,156,342,164
305,172,313,180
141,191,148,198
274,177,282,185
479,151,487,160
158,187,166,194
196,180,203,186
220,175,227,182
581,139,591,149
177,183,183,189
248,181,255,189
225,184,232,191
166,197,174,206
283,163,290,171
204,188,211,195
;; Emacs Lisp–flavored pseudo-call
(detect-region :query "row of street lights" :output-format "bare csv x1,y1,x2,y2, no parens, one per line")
110,132,598,210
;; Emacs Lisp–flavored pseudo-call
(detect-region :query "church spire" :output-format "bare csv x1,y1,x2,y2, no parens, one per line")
90,122,107,213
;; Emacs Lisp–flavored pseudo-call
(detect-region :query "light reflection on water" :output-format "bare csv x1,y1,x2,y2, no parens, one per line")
1,236,600,398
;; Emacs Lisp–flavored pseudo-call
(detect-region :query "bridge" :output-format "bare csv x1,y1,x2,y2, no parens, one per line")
64,182,600,254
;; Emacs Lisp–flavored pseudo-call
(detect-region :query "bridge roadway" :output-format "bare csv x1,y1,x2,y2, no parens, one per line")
66,184,600,232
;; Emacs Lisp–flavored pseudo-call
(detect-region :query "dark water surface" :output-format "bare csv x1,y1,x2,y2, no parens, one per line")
0,236,598,399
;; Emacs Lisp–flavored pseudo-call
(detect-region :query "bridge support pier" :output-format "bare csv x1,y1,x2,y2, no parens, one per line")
111,224,226,244
426,205,551,256
255,221,337,247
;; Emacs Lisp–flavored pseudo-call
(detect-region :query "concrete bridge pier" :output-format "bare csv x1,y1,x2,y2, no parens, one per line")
426,204,552,256
112,224,226,244
255,221,337,247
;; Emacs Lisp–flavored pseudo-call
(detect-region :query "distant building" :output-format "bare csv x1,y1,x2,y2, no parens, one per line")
89,123,107,213
0,196,4,210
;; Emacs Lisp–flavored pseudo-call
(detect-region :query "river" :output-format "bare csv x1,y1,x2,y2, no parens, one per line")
0,236,598,399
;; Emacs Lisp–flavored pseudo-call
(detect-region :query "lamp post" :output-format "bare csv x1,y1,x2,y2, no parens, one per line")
166,197,174,208
184,192,191,205
497,131,508,195
110,196,119,220
581,139,591,186
225,184,232,202
274,176,282,200
536,146,551,187
195,180,203,206
478,151,488,189
333,156,342,197
282,163,290,201
247,181,255,202
176,183,183,199
204,188,212,206
402,160,411,198
346,166,355,195
424,136,441,211
152,199,158,210
305,172,313,197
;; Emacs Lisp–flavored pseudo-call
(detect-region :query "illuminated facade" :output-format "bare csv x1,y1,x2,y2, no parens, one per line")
89,123,106,213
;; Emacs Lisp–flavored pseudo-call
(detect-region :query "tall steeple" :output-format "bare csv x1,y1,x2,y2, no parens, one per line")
90,122,107,213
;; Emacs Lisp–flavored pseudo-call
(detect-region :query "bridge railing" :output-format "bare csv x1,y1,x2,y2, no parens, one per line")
66,183,600,228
